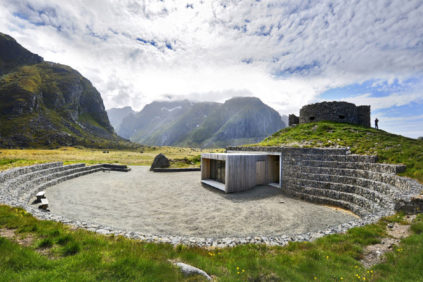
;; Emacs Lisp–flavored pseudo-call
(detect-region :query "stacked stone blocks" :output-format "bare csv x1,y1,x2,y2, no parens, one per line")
289,101,371,127
227,146,422,218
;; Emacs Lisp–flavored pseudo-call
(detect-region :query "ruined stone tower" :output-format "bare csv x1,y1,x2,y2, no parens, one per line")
289,101,370,127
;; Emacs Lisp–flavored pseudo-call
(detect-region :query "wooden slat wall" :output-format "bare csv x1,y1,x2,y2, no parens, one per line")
226,154,269,193
202,153,282,193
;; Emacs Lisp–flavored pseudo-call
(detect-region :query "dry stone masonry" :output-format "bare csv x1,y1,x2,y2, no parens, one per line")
228,146,423,218
1,148,422,248
289,101,371,127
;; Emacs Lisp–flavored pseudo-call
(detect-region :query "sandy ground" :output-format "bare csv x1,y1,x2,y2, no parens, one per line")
46,166,356,238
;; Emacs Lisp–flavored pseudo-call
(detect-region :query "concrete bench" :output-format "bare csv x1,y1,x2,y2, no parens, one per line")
36,191,46,202
38,198,49,210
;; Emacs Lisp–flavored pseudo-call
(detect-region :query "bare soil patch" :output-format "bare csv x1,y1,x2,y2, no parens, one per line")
361,215,416,268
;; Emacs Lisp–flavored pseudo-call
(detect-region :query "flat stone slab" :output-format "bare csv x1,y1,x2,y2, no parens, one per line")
45,166,357,238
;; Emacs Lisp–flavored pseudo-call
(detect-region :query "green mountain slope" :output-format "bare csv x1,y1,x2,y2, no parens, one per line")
0,32,135,148
257,121,423,182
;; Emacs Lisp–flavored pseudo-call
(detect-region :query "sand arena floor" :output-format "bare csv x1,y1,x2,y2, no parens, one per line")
45,166,357,238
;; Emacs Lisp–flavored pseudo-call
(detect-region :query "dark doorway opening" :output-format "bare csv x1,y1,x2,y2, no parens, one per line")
210,159,225,184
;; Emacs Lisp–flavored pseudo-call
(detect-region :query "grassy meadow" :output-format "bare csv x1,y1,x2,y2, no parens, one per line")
0,146,223,171
1,205,423,281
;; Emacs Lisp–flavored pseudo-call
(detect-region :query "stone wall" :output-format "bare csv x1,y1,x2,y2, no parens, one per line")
290,101,371,127
227,146,422,218
288,114,299,126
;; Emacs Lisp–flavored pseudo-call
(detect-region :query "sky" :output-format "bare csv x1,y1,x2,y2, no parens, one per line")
0,0,422,138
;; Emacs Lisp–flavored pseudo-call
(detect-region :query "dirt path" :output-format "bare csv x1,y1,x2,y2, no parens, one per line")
361,215,416,268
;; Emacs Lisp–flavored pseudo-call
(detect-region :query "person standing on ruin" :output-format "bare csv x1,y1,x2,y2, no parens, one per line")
375,118,379,129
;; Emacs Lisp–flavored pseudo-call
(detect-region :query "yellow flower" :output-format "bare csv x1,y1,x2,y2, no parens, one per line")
355,265,358,269
363,277,366,280
236,266,239,270
340,277,343,280
237,272,240,275
314,277,317,280
326,256,329,260
242,269,245,272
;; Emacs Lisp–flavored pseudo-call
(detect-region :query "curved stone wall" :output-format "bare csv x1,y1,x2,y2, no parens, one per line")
292,101,371,127
228,146,423,218
1,152,422,248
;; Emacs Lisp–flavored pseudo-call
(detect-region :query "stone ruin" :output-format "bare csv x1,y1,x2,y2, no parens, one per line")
289,101,370,127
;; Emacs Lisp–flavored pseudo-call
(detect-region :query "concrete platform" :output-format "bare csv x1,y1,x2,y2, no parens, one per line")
45,166,357,238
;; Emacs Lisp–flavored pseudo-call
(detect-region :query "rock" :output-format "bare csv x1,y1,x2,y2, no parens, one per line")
173,262,212,280
150,154,170,170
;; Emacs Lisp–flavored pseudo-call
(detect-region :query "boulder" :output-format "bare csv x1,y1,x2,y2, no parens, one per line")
150,153,170,171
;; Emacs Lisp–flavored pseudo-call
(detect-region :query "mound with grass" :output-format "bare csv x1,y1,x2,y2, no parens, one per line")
0,32,135,149
257,121,423,183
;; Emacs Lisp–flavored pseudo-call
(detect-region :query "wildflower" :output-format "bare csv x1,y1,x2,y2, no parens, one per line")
340,277,343,280
237,272,240,275
242,269,245,272
326,255,329,260
363,277,366,280
354,265,358,269
314,277,317,280
236,266,239,270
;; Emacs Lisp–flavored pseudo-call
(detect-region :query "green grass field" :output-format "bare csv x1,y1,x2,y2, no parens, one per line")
1,205,423,281
0,146,222,172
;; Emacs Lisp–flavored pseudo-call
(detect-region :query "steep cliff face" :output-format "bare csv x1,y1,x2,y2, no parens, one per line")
0,33,126,148
187,97,285,147
114,97,286,147
0,33,43,75
107,106,135,132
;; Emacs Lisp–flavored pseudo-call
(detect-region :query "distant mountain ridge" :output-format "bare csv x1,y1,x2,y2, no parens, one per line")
107,106,135,132
108,97,286,147
0,32,132,148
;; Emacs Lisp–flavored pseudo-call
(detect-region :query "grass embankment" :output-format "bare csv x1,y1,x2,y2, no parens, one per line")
1,205,423,281
0,146,221,171
258,122,423,183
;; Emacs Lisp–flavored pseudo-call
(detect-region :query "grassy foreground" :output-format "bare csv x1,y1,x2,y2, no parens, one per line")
1,205,423,281
0,146,222,171
258,122,423,183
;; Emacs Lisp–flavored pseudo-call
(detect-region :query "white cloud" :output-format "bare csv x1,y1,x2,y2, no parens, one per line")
344,91,423,110
0,0,422,123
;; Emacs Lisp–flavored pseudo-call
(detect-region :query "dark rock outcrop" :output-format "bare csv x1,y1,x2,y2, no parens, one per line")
150,154,170,171
0,32,131,148
0,33,43,75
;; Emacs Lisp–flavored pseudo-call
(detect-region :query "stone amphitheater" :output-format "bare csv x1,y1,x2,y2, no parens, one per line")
0,147,422,247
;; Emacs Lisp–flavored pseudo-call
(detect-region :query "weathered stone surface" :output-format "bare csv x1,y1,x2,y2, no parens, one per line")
288,114,299,126
288,101,371,127
173,262,212,280
150,153,170,171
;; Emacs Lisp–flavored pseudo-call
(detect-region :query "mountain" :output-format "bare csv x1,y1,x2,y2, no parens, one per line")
106,106,135,132
115,97,286,147
0,32,134,148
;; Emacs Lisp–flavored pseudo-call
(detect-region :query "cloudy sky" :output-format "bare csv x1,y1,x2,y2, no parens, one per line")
1,0,422,138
